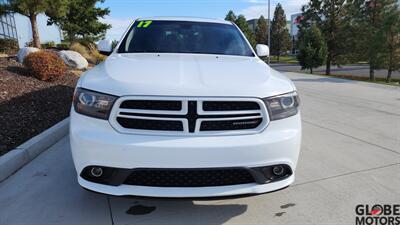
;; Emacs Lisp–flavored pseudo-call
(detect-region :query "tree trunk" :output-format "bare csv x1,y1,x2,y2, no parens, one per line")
277,52,280,62
369,63,375,81
326,54,331,75
310,67,313,74
386,46,394,83
386,69,392,83
29,14,40,48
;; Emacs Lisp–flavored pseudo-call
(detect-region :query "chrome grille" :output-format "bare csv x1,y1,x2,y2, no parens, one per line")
110,96,269,136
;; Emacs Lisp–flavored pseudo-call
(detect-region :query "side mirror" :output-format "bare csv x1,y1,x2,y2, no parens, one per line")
256,44,269,57
97,39,113,56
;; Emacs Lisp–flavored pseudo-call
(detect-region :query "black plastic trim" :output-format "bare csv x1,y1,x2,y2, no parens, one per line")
80,164,293,187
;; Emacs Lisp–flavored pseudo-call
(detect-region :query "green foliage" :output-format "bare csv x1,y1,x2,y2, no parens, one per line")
235,14,256,47
42,41,56,49
48,0,111,42
56,42,70,50
24,51,67,81
225,10,237,22
344,0,398,80
255,15,268,45
1,0,67,48
300,0,347,75
0,38,18,54
271,3,291,60
374,6,400,82
297,25,327,73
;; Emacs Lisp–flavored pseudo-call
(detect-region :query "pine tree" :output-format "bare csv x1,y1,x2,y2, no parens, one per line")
300,0,347,75
255,15,268,45
0,0,67,48
225,10,237,22
271,4,291,61
235,14,256,47
47,0,111,42
345,0,398,81
297,25,327,74
375,6,400,82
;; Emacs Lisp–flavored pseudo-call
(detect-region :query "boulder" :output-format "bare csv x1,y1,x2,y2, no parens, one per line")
17,47,40,63
58,50,88,69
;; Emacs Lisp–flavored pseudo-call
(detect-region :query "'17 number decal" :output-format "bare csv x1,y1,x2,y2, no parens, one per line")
137,21,152,28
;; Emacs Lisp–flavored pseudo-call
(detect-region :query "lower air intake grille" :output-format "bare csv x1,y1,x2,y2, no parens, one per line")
117,117,183,131
123,168,255,187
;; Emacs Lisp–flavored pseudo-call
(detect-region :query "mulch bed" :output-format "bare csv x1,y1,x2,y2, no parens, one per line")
0,56,79,156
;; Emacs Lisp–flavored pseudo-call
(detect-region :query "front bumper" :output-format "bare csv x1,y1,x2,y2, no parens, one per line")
70,110,301,197
78,175,295,198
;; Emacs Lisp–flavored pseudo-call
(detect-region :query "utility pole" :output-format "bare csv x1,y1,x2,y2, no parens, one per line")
267,0,271,64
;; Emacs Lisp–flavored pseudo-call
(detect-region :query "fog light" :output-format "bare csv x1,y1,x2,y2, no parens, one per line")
90,167,103,177
272,165,285,176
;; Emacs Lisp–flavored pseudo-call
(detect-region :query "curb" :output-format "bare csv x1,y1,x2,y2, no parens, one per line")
0,117,70,182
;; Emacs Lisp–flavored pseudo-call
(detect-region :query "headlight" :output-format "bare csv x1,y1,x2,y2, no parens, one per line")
73,88,118,120
262,91,300,121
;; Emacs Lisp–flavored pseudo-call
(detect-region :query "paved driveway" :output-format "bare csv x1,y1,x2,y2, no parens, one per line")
1,72,399,225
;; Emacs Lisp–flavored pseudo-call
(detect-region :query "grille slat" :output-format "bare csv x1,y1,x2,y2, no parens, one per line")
120,100,182,111
203,101,260,111
123,168,255,187
117,117,183,131
200,118,263,131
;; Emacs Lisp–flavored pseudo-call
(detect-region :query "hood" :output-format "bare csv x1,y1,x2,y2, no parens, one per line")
80,53,295,98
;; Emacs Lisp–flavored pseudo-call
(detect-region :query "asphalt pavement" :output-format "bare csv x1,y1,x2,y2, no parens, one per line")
0,72,399,225
271,63,400,80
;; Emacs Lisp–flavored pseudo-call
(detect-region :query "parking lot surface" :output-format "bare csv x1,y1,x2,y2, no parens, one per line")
271,63,400,80
0,72,399,225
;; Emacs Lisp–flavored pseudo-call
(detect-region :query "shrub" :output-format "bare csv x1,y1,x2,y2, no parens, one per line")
87,43,107,64
23,51,67,81
42,41,56,49
0,38,19,54
56,42,70,50
70,42,91,59
70,42,106,65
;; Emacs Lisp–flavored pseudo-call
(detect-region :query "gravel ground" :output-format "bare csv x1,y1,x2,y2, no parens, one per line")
0,56,79,156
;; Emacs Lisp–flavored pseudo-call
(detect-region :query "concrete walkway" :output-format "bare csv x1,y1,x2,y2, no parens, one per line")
0,72,399,225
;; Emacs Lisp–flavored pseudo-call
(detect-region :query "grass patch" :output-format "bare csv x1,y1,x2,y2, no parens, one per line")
269,55,298,64
306,72,400,86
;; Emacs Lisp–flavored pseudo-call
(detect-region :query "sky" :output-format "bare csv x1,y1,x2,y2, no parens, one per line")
100,0,308,41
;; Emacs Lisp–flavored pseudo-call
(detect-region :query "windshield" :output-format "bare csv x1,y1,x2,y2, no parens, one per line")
118,20,254,57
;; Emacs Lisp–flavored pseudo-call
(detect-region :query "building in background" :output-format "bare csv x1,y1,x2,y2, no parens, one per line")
0,0,17,41
290,12,302,55
247,19,259,33
0,0,62,48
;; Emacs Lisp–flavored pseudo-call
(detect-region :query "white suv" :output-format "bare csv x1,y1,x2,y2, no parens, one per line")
70,17,301,197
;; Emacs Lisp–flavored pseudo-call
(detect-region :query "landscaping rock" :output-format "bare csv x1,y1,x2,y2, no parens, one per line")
17,47,40,63
58,50,88,70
